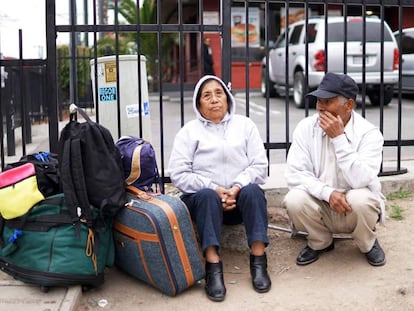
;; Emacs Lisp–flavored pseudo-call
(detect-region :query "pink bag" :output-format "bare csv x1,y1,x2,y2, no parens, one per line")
0,163,45,219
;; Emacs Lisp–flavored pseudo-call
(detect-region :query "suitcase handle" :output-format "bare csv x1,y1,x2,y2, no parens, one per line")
126,185,152,201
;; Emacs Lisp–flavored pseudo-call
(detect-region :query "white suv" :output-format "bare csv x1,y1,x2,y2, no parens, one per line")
261,16,400,108
394,27,414,93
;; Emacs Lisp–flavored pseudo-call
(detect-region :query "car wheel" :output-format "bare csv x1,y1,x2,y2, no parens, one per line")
261,67,277,97
367,86,393,106
293,71,306,108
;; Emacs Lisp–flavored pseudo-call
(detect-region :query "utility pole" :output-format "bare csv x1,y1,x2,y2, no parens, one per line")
69,0,77,106
84,0,88,46
98,0,109,39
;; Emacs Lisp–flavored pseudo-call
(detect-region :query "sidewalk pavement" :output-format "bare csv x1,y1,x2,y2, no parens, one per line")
1,121,414,311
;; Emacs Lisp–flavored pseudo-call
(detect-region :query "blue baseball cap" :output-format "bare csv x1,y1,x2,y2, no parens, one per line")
306,72,359,104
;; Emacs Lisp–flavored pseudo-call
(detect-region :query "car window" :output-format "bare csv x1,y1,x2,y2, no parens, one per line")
306,23,318,43
289,25,303,45
397,31,414,55
275,31,287,48
327,21,393,42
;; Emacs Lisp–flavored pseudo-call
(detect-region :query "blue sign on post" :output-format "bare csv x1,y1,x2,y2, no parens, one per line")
143,101,149,115
99,87,117,102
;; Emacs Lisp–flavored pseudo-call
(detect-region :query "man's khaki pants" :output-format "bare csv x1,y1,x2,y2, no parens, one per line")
282,188,381,253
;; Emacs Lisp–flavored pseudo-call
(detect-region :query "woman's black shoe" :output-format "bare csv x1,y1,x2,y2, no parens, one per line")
250,253,272,293
205,261,226,302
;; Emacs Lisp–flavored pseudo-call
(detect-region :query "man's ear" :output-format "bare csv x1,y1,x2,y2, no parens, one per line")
346,98,355,111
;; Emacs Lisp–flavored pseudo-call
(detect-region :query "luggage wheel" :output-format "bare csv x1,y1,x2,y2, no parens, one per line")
82,285,94,292
40,285,50,293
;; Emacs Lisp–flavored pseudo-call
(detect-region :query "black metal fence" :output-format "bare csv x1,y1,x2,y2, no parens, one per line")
0,54,47,157
1,0,414,184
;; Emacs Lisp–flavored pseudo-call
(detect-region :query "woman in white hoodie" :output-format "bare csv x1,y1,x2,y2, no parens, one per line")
168,75,271,302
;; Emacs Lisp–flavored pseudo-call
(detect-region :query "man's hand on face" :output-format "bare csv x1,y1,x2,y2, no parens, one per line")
319,111,345,138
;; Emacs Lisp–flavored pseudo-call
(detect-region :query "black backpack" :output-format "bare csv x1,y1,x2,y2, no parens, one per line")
5,151,60,197
58,105,127,225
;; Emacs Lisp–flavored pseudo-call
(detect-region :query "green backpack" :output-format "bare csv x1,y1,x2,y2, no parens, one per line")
0,194,114,291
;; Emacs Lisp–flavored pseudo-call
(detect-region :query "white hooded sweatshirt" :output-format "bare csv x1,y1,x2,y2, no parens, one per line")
167,75,268,194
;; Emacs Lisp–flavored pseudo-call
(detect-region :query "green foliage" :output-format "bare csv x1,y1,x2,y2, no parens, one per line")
385,191,411,220
57,45,93,104
57,0,186,103
386,191,411,201
58,36,132,106
109,0,158,56
57,45,70,101
115,0,158,76
388,204,404,220
112,0,177,80
92,35,131,56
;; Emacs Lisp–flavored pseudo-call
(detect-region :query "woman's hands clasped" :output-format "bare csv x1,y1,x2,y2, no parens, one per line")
216,186,241,211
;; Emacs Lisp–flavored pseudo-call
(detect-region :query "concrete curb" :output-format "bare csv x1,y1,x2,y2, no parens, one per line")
0,280,81,311
60,286,82,311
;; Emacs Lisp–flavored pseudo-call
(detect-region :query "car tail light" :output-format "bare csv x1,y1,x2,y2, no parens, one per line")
348,17,363,22
393,48,399,70
313,50,325,71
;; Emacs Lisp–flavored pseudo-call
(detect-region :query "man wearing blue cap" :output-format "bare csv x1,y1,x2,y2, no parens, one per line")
282,72,386,267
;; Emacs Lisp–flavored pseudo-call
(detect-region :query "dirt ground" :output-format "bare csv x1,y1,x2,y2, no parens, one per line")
75,194,414,311
0,195,412,311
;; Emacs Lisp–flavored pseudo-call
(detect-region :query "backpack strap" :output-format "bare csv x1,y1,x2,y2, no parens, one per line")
61,128,99,273
0,196,64,245
61,137,80,222
154,161,164,193
4,212,74,232
70,138,93,223
73,104,93,123
61,136,93,226
0,216,5,246
16,194,73,231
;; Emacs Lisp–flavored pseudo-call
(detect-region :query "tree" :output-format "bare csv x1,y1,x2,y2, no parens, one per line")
57,45,94,106
112,0,177,83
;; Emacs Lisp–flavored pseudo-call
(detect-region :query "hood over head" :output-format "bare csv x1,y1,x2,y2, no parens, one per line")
192,75,236,122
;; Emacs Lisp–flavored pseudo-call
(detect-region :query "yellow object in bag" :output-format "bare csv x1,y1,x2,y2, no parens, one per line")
0,163,45,219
